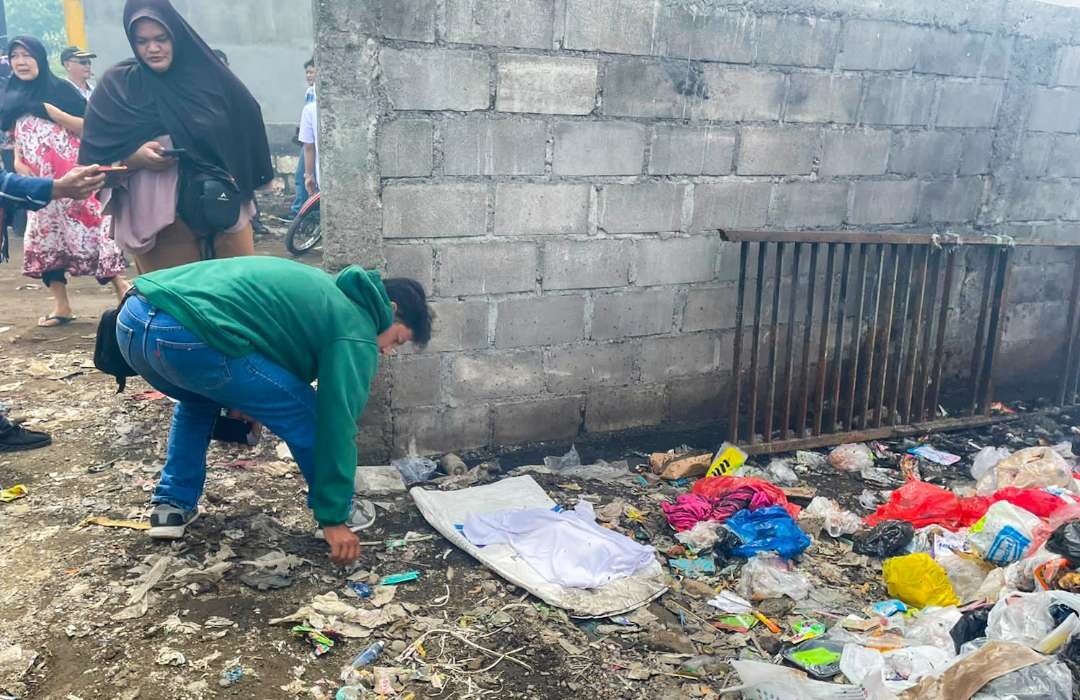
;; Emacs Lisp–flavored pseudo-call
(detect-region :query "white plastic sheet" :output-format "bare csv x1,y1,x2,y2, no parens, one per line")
410,476,667,618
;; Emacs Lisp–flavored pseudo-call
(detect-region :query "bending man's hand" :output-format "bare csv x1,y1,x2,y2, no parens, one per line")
323,524,361,564
52,165,106,201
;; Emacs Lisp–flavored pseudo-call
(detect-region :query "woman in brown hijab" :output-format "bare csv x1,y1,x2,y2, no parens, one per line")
79,0,274,273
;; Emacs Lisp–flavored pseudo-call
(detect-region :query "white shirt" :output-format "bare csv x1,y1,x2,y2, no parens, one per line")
298,100,318,184
65,78,93,101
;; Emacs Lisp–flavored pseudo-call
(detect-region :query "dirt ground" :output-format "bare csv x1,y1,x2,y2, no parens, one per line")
4,225,1080,699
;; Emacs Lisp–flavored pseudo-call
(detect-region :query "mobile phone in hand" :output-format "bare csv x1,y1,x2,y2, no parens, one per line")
97,165,129,173
159,148,186,157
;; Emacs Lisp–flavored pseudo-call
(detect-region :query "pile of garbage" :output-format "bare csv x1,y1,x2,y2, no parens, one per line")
633,436,1080,698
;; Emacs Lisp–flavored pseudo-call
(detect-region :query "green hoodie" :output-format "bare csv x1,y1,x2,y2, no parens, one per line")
133,256,393,526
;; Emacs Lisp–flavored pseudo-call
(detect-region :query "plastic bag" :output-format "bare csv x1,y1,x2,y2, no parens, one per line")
803,497,862,538
968,501,1042,566
950,607,990,652
853,520,915,557
724,505,811,559
986,591,1057,647
976,446,1075,496
840,644,952,694
971,446,1010,481
736,552,810,601
989,486,1079,519
1004,546,1060,592
691,476,801,518
972,661,1073,700
902,606,963,653
866,480,990,530
544,444,581,470
766,458,800,486
391,455,438,485
1047,521,1080,566
938,551,994,603
829,443,875,472
882,553,960,608
674,520,723,551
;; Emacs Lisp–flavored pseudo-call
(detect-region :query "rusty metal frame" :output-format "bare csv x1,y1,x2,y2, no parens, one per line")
722,230,1070,456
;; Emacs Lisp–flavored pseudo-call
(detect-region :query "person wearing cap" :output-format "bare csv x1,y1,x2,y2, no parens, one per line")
61,46,96,100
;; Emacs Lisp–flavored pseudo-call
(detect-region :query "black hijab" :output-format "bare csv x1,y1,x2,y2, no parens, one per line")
0,36,87,131
78,0,273,197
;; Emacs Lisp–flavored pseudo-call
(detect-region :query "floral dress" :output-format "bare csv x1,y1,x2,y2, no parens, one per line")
16,115,125,281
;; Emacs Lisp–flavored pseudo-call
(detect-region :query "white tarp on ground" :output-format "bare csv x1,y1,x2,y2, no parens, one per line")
410,475,668,618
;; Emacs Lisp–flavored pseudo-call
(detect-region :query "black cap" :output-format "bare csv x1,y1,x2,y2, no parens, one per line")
61,46,96,63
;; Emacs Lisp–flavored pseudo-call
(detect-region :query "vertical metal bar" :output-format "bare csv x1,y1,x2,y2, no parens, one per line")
1058,248,1080,406
829,243,852,431
764,243,785,443
902,247,931,422
979,247,1013,416
888,247,916,425
814,244,836,434
797,245,820,437
969,247,998,415
874,244,901,427
915,249,942,422
729,242,750,443
928,249,957,419
781,243,802,440
748,242,767,444
861,244,886,426
846,244,869,430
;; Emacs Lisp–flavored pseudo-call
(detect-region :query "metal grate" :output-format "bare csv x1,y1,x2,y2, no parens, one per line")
722,230,1061,456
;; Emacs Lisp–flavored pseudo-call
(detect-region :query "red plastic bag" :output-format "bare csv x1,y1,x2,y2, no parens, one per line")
865,480,989,530
989,487,1078,519
692,476,800,518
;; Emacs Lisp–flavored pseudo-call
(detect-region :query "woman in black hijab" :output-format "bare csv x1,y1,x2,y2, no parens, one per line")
79,0,274,272
2,36,128,327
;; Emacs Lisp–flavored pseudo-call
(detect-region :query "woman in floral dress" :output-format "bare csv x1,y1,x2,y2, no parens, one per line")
1,36,128,327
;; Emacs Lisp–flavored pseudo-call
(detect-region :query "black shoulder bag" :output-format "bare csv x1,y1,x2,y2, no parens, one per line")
177,161,243,257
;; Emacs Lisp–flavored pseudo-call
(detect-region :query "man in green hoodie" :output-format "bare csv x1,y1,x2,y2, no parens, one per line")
117,256,432,564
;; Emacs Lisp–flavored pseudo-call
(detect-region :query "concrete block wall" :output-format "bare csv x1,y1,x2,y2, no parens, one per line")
315,0,1080,458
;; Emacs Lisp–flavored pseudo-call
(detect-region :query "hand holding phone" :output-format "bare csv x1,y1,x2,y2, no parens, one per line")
159,148,186,158
97,165,129,173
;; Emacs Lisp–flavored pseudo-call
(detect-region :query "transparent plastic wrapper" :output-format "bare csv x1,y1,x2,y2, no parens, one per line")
736,552,810,602
730,660,865,700
803,496,862,538
1003,546,1059,592
882,553,960,608
971,661,1073,700
859,489,880,511
971,446,1010,481
391,455,438,485
901,606,963,654
840,643,952,694
968,501,1042,566
829,443,875,472
766,458,800,486
974,567,1007,602
937,551,994,604
986,591,1057,647
674,520,722,551
976,446,1075,496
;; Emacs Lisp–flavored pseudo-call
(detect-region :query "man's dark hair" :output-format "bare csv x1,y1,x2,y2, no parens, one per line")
384,278,432,347
212,48,229,65
304,56,315,69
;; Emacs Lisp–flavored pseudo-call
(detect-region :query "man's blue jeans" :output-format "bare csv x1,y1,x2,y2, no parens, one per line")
290,149,307,216
116,295,317,512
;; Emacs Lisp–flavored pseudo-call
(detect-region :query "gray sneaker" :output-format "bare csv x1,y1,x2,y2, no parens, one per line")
149,503,199,540
314,498,377,539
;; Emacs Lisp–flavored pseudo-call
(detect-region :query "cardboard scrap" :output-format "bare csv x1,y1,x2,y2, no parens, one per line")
269,592,408,638
897,640,1044,700
79,516,150,531
660,454,712,480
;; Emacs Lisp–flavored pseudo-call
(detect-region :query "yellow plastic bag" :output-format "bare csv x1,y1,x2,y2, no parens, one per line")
0,484,27,502
882,553,960,608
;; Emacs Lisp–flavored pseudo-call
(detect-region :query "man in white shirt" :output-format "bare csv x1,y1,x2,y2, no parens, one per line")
299,96,318,196
60,46,95,100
